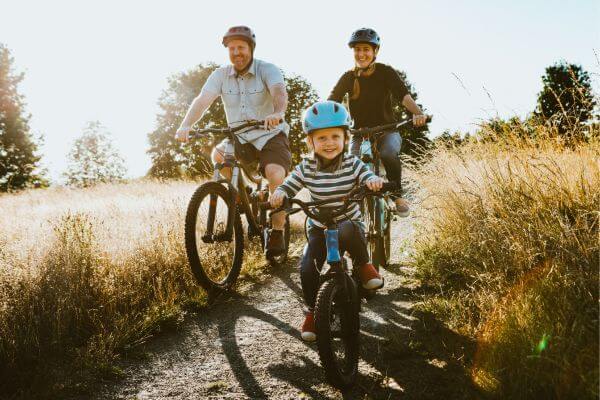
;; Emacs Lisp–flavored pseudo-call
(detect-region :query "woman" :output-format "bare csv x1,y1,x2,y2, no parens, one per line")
328,28,427,216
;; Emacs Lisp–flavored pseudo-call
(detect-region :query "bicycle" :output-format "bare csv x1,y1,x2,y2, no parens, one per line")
350,115,432,269
261,182,398,388
184,121,290,294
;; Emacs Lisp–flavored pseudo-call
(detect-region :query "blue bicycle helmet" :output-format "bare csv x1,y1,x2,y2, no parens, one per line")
302,101,352,134
348,28,381,49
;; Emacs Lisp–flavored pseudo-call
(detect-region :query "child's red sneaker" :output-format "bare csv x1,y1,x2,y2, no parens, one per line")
301,311,316,342
359,263,384,290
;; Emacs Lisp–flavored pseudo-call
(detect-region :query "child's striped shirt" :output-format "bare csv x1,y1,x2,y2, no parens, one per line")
276,154,376,228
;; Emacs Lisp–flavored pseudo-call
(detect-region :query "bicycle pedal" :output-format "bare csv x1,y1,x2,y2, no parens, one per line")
201,234,214,243
213,232,233,242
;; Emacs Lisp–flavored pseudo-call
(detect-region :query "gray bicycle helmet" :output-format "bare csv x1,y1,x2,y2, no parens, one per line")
222,25,256,49
348,28,381,49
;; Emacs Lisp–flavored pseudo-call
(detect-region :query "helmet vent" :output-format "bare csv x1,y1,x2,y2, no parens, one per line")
333,103,339,112
312,107,319,115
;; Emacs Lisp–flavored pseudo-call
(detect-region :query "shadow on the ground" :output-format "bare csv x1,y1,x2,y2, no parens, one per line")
259,262,484,400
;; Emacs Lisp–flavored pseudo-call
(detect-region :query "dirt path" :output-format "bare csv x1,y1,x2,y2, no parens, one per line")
93,218,481,400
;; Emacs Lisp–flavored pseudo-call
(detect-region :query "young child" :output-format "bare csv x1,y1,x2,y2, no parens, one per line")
270,100,385,342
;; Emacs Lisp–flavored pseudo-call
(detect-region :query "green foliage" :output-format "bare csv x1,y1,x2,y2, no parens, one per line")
0,44,47,191
391,69,431,157
535,61,597,140
146,64,320,178
147,63,225,179
63,121,127,187
284,74,319,165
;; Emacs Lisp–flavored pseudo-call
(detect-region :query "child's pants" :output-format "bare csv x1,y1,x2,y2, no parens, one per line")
299,220,369,309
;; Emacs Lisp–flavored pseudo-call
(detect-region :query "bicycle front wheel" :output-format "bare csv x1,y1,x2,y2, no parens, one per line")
315,275,360,389
185,182,244,293
362,197,386,269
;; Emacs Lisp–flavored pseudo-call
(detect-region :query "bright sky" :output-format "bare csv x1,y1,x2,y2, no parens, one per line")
1,0,598,182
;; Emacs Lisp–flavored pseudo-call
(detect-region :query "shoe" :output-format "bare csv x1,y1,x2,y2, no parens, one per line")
301,311,316,342
358,263,384,290
265,229,285,258
394,198,410,218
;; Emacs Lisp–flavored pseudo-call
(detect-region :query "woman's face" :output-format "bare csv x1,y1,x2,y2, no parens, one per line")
353,43,376,68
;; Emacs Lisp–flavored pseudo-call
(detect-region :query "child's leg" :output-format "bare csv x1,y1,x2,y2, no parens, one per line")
337,220,369,267
299,226,326,309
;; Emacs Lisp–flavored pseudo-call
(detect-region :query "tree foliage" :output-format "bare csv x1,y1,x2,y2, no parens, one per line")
63,121,126,187
283,74,319,165
535,61,597,140
390,69,431,157
0,44,46,191
147,64,319,178
147,63,224,179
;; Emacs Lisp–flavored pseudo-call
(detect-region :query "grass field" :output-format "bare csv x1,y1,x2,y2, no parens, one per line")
409,129,599,399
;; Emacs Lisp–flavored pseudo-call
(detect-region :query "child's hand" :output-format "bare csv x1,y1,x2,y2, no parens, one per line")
270,190,287,209
366,176,385,192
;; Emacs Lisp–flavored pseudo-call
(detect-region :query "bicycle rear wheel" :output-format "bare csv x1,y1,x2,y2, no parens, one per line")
362,197,386,269
185,182,244,293
314,275,360,389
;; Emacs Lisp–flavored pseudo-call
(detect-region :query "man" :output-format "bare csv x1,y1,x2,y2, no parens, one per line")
175,26,291,256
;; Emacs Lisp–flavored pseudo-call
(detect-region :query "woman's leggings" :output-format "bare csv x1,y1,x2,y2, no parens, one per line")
299,220,369,309
350,130,403,189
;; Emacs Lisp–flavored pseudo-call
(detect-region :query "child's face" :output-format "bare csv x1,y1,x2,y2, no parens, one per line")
309,127,347,160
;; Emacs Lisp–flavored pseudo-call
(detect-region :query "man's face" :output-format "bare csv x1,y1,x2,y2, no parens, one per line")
227,39,252,72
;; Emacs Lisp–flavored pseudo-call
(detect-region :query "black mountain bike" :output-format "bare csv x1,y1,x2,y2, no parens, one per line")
262,182,398,388
184,121,290,294
350,115,432,268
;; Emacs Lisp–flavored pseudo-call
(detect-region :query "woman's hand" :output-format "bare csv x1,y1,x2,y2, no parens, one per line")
412,114,428,127
366,176,385,192
270,190,287,208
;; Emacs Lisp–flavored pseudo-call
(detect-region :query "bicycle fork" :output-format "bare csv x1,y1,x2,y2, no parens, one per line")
202,161,239,243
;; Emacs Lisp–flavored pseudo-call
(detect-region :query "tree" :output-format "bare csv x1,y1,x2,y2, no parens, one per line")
63,121,126,187
147,65,319,178
147,63,225,179
0,44,47,191
390,69,431,158
284,74,319,165
535,61,597,140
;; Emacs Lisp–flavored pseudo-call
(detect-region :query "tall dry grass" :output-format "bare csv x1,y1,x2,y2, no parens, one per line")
0,180,208,396
409,128,599,399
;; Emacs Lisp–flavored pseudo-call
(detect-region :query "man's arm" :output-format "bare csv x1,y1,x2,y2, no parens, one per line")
175,91,219,142
401,94,428,127
265,82,288,130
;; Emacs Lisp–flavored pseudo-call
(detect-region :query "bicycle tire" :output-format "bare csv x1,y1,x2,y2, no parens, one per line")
362,197,386,269
185,182,244,293
314,276,360,389
372,198,387,268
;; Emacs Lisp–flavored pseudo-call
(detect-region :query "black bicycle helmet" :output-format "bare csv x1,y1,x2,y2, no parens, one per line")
222,25,256,49
348,28,381,49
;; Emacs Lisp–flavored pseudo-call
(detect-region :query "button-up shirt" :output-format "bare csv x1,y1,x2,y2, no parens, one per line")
201,59,290,150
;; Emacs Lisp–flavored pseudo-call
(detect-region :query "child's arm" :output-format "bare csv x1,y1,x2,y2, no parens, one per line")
354,157,384,191
271,163,306,207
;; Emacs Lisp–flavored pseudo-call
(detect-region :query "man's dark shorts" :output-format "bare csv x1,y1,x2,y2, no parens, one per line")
237,132,292,176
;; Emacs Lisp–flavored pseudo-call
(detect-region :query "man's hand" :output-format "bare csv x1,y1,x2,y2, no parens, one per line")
366,176,385,192
270,190,287,209
175,126,191,143
412,114,428,127
264,112,284,130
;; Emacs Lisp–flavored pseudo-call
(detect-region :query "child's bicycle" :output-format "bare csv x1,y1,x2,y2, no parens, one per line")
261,182,398,388
184,121,290,294
350,115,432,268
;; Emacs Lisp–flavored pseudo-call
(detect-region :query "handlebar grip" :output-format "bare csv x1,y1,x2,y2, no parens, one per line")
425,115,433,123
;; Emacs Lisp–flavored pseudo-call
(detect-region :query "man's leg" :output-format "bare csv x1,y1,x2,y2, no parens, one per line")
211,145,231,179
264,163,287,230
260,133,292,256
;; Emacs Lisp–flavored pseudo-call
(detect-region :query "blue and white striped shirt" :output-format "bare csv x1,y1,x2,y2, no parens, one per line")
276,154,376,228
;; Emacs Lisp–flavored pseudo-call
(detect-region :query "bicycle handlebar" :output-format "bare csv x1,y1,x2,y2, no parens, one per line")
188,120,266,139
259,181,399,224
350,115,433,139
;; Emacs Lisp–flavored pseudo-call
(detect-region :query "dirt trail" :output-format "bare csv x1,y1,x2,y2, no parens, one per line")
94,218,481,400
